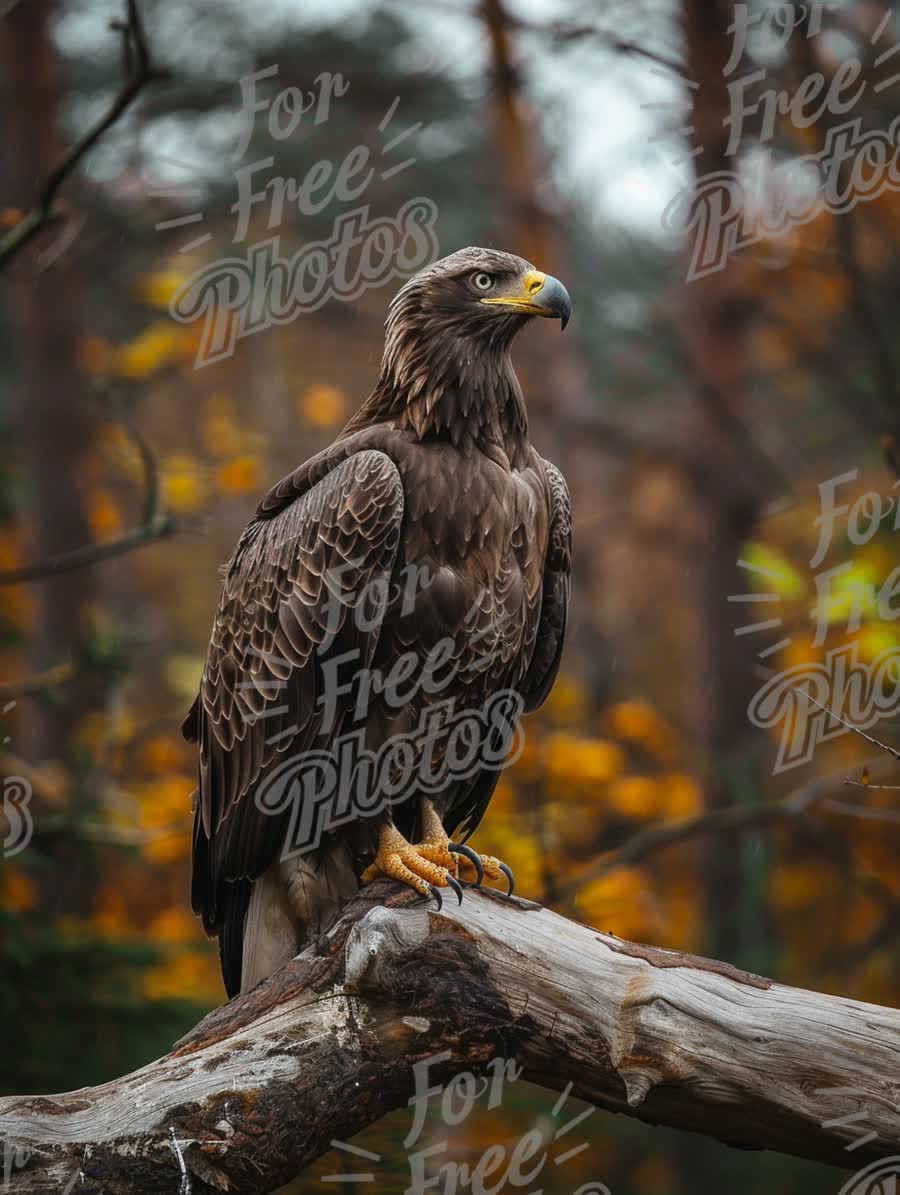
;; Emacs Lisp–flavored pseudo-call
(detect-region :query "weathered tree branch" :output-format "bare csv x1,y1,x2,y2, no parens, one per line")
1,883,898,1193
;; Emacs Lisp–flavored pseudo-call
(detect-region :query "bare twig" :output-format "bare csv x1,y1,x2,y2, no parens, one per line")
496,9,687,76
0,415,174,585
0,0,164,269
0,660,74,698
844,777,900,791
390,0,687,76
797,686,900,761
558,755,899,906
556,768,846,901
822,799,900,824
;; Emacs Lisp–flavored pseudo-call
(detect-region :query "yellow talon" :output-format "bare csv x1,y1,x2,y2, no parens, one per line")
454,850,515,895
361,823,453,898
360,802,512,901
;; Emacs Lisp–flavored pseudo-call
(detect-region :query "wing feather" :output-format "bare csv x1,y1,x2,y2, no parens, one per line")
187,450,405,957
521,458,572,711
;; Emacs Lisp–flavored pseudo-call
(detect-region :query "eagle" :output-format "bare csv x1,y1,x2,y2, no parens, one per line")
184,247,573,996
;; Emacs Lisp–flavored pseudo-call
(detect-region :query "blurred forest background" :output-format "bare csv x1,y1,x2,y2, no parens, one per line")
2,0,900,1192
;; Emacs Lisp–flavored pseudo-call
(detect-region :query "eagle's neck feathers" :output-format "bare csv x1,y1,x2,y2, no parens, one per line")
345,302,531,470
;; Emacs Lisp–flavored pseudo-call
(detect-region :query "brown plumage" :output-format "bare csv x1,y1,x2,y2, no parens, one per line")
184,247,572,996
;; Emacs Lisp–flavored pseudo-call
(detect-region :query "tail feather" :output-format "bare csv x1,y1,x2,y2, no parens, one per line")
238,842,358,995
219,878,252,998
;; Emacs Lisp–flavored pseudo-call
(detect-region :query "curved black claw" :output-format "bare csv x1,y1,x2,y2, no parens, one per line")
445,873,464,906
449,842,484,886
498,861,515,897
428,883,443,911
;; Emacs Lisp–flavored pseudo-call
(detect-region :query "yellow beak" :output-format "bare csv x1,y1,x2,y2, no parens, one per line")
480,270,571,329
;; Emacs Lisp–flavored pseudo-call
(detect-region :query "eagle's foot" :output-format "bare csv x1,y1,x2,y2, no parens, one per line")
361,823,463,909
414,838,457,873
412,799,457,872
450,845,515,896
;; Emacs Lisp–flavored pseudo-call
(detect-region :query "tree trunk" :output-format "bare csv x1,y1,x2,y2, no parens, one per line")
0,0,101,766
678,0,767,961
2,884,898,1193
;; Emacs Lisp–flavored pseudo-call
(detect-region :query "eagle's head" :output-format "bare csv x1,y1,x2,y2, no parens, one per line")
358,247,572,458
386,247,571,352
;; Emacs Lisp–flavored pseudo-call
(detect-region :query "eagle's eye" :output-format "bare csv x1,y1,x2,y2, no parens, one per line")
471,272,494,292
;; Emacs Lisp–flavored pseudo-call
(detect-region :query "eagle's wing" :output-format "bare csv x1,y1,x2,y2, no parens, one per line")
185,449,404,989
521,459,572,711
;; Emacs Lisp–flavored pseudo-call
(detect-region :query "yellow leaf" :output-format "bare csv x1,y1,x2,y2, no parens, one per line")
215,454,262,496
508,735,541,782
161,455,207,514
577,867,650,940
136,775,193,827
86,488,123,540
608,775,658,819
543,731,580,784
659,773,702,819
143,828,191,865
115,322,182,380
92,887,132,937
543,674,586,725
148,906,197,944
769,863,829,911
203,413,244,458
781,634,820,672
857,622,899,662
138,735,188,776
2,868,37,913
142,950,220,1002
298,384,346,429
574,739,626,786
136,269,189,309
609,700,653,741
812,559,880,627
741,542,806,600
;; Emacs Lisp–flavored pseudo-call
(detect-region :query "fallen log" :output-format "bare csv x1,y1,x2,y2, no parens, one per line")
2,882,898,1193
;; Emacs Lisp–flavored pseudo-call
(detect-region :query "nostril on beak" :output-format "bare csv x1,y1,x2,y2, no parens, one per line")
527,275,545,296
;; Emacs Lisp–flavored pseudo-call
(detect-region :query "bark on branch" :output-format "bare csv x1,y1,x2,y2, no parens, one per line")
1,883,898,1193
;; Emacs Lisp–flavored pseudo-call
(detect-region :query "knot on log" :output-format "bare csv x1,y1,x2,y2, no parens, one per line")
345,905,429,992
611,983,693,1108
341,903,536,1065
614,1058,668,1108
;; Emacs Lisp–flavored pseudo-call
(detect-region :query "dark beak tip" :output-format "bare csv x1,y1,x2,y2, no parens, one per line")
541,273,571,330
